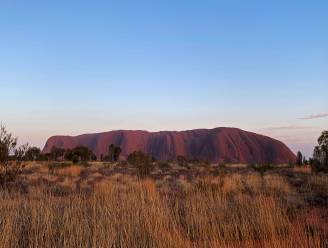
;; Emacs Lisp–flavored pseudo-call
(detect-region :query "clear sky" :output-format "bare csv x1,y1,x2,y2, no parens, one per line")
1,1,327,157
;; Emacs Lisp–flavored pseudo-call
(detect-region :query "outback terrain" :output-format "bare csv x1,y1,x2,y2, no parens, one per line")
1,161,327,248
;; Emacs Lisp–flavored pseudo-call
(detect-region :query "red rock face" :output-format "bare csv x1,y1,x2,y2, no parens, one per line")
43,127,296,164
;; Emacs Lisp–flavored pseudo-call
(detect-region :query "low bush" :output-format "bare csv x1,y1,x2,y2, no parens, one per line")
248,163,276,174
158,161,170,169
218,160,227,168
127,151,154,177
47,162,72,171
311,160,328,173
176,156,190,168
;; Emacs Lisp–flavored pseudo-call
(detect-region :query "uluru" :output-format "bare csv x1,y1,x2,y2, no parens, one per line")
43,127,296,164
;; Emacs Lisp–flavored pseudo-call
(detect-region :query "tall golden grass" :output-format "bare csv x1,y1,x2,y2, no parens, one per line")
0,167,326,247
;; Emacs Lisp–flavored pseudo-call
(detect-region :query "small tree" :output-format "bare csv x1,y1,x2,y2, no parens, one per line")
107,144,122,162
50,146,65,161
25,147,41,161
313,146,321,162
15,143,29,162
113,147,122,161
72,146,93,162
64,149,74,161
318,131,328,167
296,151,303,166
302,157,308,165
0,124,29,184
311,131,328,172
127,151,154,177
108,144,115,161
64,146,95,163
0,124,17,174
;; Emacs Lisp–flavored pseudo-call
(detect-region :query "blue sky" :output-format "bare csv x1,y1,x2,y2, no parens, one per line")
1,1,327,157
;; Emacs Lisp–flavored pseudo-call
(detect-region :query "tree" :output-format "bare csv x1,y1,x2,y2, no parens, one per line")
50,146,65,161
74,146,93,161
64,149,74,161
0,124,29,184
15,143,29,162
313,146,321,162
25,147,41,161
108,144,115,161
302,156,308,165
310,131,328,172
296,151,303,166
318,131,328,167
0,124,17,173
64,146,95,163
127,151,154,177
113,147,122,161
107,144,122,162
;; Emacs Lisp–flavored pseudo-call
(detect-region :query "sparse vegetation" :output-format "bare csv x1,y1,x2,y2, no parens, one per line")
0,125,29,186
127,151,154,177
0,161,327,247
176,155,189,168
50,146,65,161
296,151,303,166
247,163,276,174
1,126,327,247
310,131,328,172
64,146,96,163
25,146,42,161
103,144,122,162
158,161,170,169
47,161,72,171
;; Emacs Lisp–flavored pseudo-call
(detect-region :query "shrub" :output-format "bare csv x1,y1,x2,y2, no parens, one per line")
158,161,170,169
311,159,328,173
0,125,28,186
127,151,154,177
105,144,122,162
79,161,91,167
248,163,276,174
176,155,189,168
218,160,227,168
117,160,128,167
296,151,303,166
309,131,328,173
47,162,72,170
25,147,42,161
72,154,79,164
190,158,210,167
64,146,95,163
50,146,65,161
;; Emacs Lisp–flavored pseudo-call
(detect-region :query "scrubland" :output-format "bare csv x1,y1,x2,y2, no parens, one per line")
0,162,327,248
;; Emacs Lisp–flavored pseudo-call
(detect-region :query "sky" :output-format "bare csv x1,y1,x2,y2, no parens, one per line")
0,1,327,157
